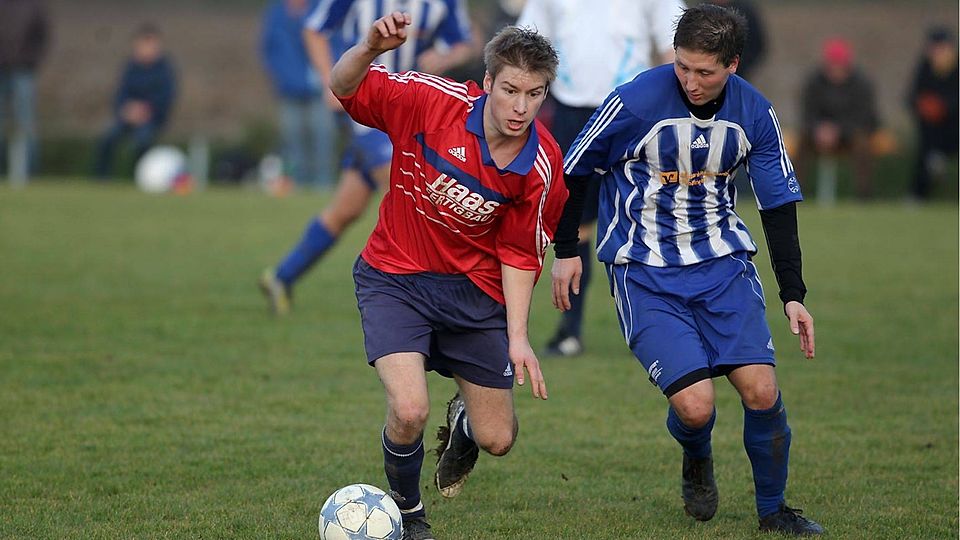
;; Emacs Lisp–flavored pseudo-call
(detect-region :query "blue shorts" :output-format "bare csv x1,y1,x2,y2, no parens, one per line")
606,252,775,397
340,118,392,190
352,257,513,389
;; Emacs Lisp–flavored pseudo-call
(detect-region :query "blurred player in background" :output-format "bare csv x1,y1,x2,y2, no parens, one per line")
259,0,474,315
551,4,823,535
331,12,564,539
260,0,337,189
517,0,685,357
94,24,177,180
907,26,958,201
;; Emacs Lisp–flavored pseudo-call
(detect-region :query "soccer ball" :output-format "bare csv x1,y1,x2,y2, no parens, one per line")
318,484,403,540
135,145,188,194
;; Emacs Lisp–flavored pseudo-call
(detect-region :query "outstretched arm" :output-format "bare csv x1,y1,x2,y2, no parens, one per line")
502,264,547,400
330,11,412,98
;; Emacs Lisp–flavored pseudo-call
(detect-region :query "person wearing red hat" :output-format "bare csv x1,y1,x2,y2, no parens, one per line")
797,37,879,201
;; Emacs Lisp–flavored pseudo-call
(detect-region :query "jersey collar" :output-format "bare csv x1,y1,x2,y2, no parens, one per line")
466,94,540,175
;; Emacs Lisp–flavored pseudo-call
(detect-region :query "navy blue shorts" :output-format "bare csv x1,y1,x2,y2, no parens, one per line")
606,252,776,397
353,257,513,389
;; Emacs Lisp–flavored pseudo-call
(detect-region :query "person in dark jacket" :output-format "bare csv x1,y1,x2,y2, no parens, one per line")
94,24,177,179
797,37,879,200
0,0,49,177
907,26,959,200
260,0,336,188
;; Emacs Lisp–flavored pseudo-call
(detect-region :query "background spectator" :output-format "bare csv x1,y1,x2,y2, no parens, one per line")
260,0,336,189
0,0,49,180
94,23,176,179
906,26,958,201
798,37,879,201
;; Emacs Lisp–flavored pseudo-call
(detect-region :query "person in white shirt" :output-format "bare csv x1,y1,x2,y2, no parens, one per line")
517,0,685,356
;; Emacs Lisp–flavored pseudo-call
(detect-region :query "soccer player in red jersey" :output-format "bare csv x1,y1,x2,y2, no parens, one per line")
329,12,565,540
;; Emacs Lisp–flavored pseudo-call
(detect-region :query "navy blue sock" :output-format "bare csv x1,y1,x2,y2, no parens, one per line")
743,393,791,518
381,428,425,520
666,406,715,459
275,218,335,286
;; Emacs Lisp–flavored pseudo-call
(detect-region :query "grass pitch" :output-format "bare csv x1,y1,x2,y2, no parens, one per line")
1,182,957,539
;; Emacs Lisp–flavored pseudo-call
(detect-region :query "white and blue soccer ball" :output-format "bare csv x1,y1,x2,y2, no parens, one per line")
318,483,403,540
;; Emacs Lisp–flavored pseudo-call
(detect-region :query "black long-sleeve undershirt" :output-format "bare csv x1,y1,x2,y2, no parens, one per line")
758,201,806,306
553,173,589,259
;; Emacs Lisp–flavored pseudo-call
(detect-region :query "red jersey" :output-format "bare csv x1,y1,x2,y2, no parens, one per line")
339,65,568,304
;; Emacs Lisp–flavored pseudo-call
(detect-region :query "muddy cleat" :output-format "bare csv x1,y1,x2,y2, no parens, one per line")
401,517,435,540
544,334,583,357
258,268,291,315
759,504,824,536
682,454,719,521
434,393,478,498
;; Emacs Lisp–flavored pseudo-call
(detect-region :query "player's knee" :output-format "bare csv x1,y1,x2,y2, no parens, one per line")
479,432,514,457
390,403,430,436
740,382,779,410
475,421,517,457
674,402,715,429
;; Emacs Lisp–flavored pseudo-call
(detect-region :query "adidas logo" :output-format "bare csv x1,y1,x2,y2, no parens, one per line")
448,146,467,162
690,134,709,149
502,363,513,377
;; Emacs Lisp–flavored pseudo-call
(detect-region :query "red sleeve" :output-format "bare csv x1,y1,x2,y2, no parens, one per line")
338,65,476,141
495,142,568,274
337,64,423,140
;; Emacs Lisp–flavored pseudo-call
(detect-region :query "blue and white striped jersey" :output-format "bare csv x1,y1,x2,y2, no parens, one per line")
304,0,471,73
565,64,802,268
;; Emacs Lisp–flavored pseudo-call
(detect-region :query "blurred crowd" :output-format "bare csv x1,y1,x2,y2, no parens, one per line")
0,0,957,202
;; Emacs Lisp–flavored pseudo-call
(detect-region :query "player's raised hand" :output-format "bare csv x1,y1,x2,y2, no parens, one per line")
551,256,582,311
509,338,548,400
785,301,815,359
365,11,412,54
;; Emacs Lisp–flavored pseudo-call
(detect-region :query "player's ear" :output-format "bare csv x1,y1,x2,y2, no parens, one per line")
483,71,493,93
727,55,740,75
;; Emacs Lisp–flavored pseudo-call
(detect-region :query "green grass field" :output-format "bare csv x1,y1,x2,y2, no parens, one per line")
1,182,957,539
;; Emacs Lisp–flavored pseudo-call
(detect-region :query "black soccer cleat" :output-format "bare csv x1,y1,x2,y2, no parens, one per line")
681,453,719,521
758,504,824,536
401,516,436,540
434,393,478,498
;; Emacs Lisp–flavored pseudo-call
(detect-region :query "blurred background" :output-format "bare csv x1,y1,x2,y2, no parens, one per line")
5,0,958,200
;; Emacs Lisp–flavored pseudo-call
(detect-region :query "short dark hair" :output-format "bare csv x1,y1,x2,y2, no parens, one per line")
484,26,558,84
673,4,746,67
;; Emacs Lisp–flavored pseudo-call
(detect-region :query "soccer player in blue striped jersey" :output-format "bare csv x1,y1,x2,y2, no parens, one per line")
259,0,474,315
551,5,824,536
